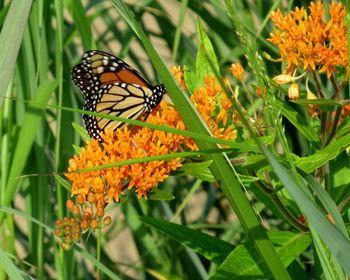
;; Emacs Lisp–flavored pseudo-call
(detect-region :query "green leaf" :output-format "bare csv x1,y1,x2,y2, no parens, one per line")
244,154,268,170
54,175,72,192
261,146,350,275
139,216,311,279
274,97,320,143
0,247,25,280
295,133,350,173
1,80,57,220
72,122,91,142
177,161,216,182
336,118,350,137
210,232,311,280
138,216,234,265
0,0,33,108
183,65,198,94
149,189,175,200
330,152,350,203
72,144,82,154
196,19,219,84
292,99,341,106
68,0,94,50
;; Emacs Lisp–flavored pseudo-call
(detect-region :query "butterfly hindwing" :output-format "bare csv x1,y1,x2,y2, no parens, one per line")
82,82,164,141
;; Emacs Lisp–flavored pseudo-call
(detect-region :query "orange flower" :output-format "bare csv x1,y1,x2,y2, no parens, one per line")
230,62,244,80
170,66,187,90
268,2,348,78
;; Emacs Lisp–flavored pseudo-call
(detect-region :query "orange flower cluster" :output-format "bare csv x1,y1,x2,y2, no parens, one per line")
268,1,347,77
58,67,237,249
65,68,236,203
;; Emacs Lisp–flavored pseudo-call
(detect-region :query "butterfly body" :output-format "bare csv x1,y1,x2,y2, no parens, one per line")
72,50,166,141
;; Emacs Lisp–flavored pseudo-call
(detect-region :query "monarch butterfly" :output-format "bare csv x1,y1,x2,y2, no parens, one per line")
72,50,166,142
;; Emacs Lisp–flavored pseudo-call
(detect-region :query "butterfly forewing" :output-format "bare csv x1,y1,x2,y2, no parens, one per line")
72,50,166,142
82,50,151,87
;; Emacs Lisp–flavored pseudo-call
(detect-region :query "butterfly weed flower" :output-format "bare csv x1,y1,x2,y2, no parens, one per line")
268,1,349,130
230,62,244,80
268,2,347,78
57,67,236,248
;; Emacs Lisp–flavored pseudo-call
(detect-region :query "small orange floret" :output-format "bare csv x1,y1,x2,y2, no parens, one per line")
230,62,244,80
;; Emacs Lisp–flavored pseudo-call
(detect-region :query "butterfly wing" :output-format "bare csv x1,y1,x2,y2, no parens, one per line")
83,82,165,141
72,50,166,141
73,50,151,89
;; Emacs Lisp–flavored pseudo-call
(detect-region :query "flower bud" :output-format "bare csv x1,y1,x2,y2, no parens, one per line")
72,205,80,216
70,218,77,226
288,82,299,99
77,194,85,205
230,62,244,80
103,216,112,226
73,224,81,233
90,219,99,229
273,74,293,85
96,207,104,218
65,235,73,243
56,219,63,228
87,192,96,204
66,199,75,210
68,159,78,171
80,220,89,230
63,217,70,225
55,228,63,237
61,242,72,250
63,226,71,234
96,199,105,208
73,232,81,242
83,211,91,221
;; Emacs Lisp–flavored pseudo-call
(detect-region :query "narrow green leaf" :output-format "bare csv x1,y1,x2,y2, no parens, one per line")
72,122,91,142
177,161,216,182
183,65,198,94
274,97,320,143
138,216,234,265
292,99,341,106
295,133,350,173
311,227,345,280
0,247,25,280
54,175,72,192
196,19,220,83
262,146,350,275
211,232,311,280
149,189,175,200
0,0,33,108
68,0,94,50
1,80,57,220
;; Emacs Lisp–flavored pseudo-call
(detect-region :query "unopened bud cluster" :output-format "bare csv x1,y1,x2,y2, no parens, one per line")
55,193,112,250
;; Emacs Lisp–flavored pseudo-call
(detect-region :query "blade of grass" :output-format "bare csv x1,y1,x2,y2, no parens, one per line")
171,0,189,64
0,247,25,280
0,0,33,108
0,80,57,223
